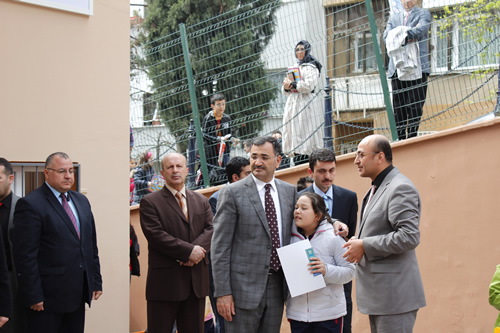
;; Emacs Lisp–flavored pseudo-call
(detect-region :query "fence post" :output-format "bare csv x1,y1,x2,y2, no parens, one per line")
187,119,197,187
179,23,210,187
365,0,398,141
495,55,500,117
323,76,334,150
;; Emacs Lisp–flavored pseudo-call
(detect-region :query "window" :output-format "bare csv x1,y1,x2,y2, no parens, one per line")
353,32,378,73
11,163,80,197
432,15,500,72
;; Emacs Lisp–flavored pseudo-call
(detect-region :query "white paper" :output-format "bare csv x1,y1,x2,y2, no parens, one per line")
277,239,326,298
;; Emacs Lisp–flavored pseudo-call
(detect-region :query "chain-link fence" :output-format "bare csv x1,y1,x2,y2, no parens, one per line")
130,0,499,193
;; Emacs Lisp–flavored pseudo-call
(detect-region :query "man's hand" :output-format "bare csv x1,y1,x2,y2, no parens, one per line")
0,316,9,327
92,291,103,300
179,260,195,267
188,245,206,265
30,301,44,311
217,295,235,322
333,220,349,238
342,237,364,263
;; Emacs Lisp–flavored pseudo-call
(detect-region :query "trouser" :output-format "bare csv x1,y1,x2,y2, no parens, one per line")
147,286,205,333
391,73,429,140
225,270,284,333
369,310,418,333
289,318,344,333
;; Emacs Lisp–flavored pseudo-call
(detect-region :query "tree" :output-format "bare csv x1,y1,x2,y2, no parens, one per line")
436,0,500,116
139,0,280,152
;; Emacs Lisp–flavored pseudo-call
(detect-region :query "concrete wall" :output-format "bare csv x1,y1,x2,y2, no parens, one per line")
131,117,500,332
0,0,130,331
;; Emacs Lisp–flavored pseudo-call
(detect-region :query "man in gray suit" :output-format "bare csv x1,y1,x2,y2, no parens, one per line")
343,135,425,332
383,0,431,140
211,136,297,333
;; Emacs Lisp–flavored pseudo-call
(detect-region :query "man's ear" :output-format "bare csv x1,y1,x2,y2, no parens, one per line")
275,154,282,169
231,174,239,183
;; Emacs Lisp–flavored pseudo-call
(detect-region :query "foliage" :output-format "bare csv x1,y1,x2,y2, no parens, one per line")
435,0,500,70
139,0,280,152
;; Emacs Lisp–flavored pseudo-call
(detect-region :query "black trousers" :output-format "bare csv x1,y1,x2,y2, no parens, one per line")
391,73,429,140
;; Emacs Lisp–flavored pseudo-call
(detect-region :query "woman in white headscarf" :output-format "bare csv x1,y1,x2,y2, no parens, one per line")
282,40,323,164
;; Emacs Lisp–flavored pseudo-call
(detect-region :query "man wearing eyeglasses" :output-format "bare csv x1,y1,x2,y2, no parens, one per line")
343,135,425,332
12,152,102,333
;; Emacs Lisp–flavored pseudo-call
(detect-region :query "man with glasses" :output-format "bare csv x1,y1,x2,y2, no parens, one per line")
343,135,425,332
12,152,102,333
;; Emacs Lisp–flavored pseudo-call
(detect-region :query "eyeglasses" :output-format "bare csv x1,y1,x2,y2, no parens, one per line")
354,151,380,159
46,168,75,175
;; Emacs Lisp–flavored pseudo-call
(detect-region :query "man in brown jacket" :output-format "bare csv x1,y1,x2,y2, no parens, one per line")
140,153,213,333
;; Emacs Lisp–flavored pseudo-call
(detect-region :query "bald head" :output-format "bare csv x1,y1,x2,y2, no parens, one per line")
161,153,188,191
360,135,393,164
355,135,393,181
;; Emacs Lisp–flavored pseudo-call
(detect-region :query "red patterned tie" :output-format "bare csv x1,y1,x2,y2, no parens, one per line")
61,193,80,238
265,184,280,272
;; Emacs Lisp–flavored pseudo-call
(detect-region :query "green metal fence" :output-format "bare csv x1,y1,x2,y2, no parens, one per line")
130,0,499,191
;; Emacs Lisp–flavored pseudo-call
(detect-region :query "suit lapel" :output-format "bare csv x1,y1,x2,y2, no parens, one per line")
42,184,80,240
358,168,399,237
70,191,85,241
244,177,271,239
276,180,292,243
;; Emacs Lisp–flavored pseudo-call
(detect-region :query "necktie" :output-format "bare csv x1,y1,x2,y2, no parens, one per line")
265,184,280,272
175,191,188,220
322,195,330,214
404,12,409,25
60,193,80,238
363,185,376,220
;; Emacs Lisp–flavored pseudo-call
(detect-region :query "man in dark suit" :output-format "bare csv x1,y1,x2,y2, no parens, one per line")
211,136,297,333
0,158,13,330
0,229,11,330
140,153,213,333
298,148,358,333
343,135,425,332
12,152,102,333
209,157,251,215
208,156,250,333
0,158,26,333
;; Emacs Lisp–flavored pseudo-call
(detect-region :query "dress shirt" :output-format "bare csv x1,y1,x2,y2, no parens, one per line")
165,183,187,210
252,174,283,246
312,183,333,214
45,182,81,231
371,165,395,194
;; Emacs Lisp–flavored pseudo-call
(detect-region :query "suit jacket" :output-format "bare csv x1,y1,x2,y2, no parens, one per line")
299,184,358,239
140,186,213,302
356,168,426,315
0,223,11,318
208,189,221,217
211,175,297,310
12,183,102,313
383,6,431,77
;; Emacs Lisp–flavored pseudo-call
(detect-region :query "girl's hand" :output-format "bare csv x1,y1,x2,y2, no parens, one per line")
283,78,292,90
308,257,326,276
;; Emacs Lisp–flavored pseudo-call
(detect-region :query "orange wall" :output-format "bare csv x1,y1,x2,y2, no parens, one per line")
0,0,131,331
131,117,500,332
131,119,500,333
